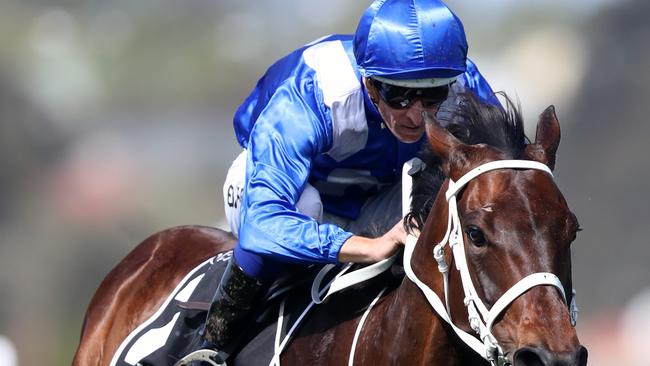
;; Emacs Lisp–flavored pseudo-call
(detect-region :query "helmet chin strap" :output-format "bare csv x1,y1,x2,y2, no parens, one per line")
403,159,579,366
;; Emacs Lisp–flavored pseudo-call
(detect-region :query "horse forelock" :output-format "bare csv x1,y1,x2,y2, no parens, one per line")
444,91,527,159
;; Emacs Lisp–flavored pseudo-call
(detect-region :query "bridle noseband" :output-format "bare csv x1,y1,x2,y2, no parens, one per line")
403,160,579,366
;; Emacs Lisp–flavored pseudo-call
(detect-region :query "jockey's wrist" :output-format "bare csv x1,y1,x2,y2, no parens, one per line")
337,235,397,263
337,235,382,263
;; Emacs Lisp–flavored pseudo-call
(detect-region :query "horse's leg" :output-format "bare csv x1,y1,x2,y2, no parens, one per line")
72,226,236,366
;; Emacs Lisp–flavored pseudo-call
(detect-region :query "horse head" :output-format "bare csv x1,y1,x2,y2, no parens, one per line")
409,94,587,366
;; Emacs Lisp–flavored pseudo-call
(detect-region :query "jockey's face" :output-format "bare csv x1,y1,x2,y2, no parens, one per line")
365,77,441,143
378,97,435,143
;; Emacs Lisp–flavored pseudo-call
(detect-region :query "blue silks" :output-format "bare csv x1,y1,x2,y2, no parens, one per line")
231,34,497,270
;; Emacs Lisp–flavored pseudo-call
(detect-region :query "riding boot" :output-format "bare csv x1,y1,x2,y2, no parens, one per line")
201,256,267,361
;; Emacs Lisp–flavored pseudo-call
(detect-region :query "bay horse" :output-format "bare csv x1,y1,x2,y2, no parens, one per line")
73,93,587,366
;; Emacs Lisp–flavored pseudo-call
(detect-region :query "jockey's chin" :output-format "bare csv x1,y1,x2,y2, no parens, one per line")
390,122,426,143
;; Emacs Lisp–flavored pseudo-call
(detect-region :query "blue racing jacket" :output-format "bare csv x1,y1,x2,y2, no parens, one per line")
233,35,496,265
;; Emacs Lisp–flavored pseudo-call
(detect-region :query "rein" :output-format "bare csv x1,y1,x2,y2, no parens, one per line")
404,159,579,366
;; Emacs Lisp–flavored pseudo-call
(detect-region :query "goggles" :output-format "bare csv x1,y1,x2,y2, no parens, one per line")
370,78,451,110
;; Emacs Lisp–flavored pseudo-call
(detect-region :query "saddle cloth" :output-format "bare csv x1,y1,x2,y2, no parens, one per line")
109,251,330,366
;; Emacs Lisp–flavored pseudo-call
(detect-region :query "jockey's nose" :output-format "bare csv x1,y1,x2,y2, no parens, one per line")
406,99,434,122
513,345,588,366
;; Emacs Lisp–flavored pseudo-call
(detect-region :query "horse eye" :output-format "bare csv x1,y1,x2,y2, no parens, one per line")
464,226,487,246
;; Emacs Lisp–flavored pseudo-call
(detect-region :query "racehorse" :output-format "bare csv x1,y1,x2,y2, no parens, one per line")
73,93,587,366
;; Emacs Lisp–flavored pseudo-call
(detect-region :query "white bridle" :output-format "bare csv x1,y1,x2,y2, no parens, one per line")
403,159,579,366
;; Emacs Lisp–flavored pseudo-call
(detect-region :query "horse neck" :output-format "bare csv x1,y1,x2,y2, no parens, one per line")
408,178,451,294
366,180,467,363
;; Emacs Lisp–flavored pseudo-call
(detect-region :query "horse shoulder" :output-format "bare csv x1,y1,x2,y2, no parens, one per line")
73,225,236,366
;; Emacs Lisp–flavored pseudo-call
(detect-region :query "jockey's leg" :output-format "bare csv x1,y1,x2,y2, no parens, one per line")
223,149,323,237
345,180,403,236
196,151,324,362
200,249,271,361
343,156,422,236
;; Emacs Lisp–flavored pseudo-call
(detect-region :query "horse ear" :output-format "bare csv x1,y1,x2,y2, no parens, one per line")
424,111,464,176
526,105,561,170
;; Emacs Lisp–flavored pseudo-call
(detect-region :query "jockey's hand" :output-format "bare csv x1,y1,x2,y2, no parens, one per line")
337,220,407,263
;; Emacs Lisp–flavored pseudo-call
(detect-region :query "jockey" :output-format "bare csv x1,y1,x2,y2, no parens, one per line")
198,0,498,362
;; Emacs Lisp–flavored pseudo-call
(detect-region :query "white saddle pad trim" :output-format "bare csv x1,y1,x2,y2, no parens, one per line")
109,256,215,366
124,312,181,364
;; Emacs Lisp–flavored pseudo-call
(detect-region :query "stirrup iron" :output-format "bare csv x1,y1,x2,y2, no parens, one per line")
173,349,225,366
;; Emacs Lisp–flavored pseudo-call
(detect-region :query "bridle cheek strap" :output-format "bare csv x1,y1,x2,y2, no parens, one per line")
403,234,490,357
404,159,579,366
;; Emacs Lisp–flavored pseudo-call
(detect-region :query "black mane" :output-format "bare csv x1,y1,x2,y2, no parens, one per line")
404,91,527,233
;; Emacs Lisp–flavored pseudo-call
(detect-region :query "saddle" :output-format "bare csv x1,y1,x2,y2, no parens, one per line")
110,251,402,366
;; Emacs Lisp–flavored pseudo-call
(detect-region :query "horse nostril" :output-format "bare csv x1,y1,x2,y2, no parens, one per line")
513,345,588,366
556,346,589,366
513,347,545,366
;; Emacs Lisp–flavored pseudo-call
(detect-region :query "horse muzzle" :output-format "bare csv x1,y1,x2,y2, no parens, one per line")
512,345,588,366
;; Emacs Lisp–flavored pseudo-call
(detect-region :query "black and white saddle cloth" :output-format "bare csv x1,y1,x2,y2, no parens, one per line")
109,251,331,366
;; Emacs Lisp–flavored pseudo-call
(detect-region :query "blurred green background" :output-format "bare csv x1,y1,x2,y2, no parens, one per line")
1,0,649,365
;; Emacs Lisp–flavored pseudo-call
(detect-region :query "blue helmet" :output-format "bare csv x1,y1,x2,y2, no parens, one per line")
354,0,468,87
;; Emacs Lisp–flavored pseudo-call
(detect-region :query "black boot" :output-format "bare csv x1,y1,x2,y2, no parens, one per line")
201,256,267,360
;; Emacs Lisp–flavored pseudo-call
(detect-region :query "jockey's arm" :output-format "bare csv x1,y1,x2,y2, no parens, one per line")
237,79,360,265
337,220,407,263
